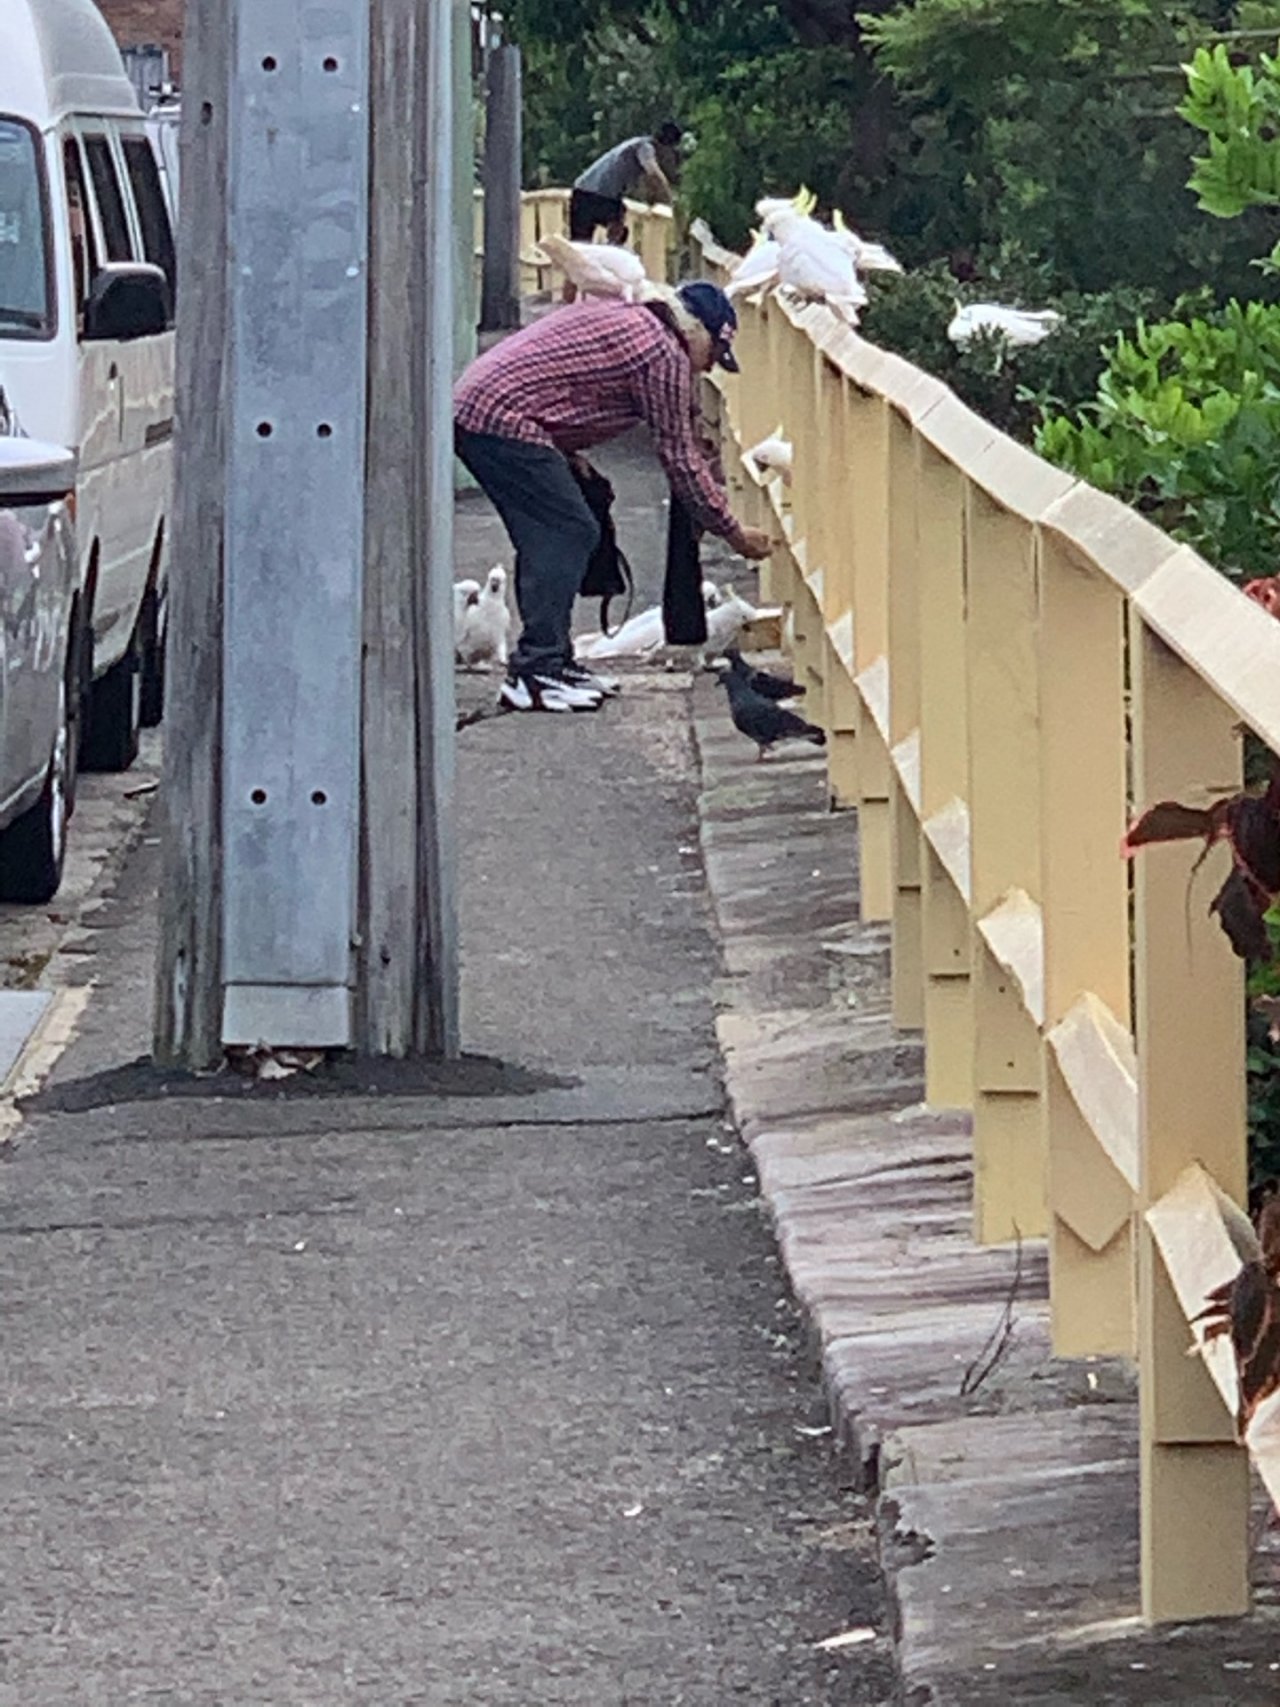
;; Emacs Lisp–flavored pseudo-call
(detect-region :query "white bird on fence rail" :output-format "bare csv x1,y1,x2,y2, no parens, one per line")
536,233,648,302
746,427,793,484
727,231,781,301
947,301,1062,349
829,209,903,276
457,564,512,669
776,222,868,325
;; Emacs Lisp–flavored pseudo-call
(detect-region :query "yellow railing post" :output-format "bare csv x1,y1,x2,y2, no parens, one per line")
887,402,924,1028
1038,521,1135,1356
1132,617,1250,1624
965,480,1049,1243
844,370,892,920
916,429,974,1110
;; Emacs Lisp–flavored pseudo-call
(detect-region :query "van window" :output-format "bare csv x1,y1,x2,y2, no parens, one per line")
83,135,132,262
122,137,175,302
63,139,99,333
0,116,53,339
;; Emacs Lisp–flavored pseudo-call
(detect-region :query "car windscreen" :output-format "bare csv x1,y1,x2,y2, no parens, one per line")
0,118,53,340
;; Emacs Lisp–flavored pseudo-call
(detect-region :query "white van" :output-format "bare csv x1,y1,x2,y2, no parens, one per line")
0,0,175,773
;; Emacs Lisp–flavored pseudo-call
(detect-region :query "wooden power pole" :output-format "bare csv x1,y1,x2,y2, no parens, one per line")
155,0,459,1067
480,39,522,332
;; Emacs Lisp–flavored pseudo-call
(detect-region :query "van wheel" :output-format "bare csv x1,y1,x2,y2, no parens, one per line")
0,676,72,904
82,625,141,773
139,586,165,728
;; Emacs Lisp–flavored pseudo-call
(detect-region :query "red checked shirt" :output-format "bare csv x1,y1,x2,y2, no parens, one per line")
454,300,749,552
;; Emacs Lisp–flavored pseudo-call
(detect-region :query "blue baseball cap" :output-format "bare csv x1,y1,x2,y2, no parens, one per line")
677,281,740,372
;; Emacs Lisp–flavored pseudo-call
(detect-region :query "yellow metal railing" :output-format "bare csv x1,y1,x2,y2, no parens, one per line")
473,188,675,298
692,220,1280,1627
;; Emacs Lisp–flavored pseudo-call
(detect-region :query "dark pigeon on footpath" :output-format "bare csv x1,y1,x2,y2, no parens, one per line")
717,665,826,761
724,647,804,702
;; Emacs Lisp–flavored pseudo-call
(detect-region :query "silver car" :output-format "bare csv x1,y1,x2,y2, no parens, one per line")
0,415,78,903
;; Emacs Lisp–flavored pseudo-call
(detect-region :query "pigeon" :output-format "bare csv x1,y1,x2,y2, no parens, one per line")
947,302,1061,349
724,646,804,702
536,234,648,302
746,428,793,484
718,666,825,760
457,564,511,668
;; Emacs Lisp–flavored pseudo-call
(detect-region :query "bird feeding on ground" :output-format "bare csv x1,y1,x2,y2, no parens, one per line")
456,564,512,669
947,302,1062,350
536,234,649,302
745,428,793,485
453,578,481,659
578,581,758,664
724,647,803,703
718,665,825,761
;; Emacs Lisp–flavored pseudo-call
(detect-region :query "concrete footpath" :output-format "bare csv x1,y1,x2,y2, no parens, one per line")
0,440,896,1705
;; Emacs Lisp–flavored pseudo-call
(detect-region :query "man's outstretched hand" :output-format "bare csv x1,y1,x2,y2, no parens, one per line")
739,526,773,561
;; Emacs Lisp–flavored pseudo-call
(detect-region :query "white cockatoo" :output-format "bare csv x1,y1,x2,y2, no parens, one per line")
726,231,781,301
457,564,512,669
702,585,760,660
578,580,728,661
453,578,480,660
746,427,793,485
536,234,647,302
830,210,903,275
756,194,868,325
947,302,1062,349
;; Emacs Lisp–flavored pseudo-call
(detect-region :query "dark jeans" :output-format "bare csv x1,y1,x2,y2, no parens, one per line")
569,186,624,241
455,428,601,676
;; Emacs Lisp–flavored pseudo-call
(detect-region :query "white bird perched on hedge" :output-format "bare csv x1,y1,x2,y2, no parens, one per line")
537,233,648,302
947,301,1062,349
746,427,793,484
457,564,511,669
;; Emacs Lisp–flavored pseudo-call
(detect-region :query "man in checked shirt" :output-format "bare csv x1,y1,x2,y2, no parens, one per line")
454,280,772,714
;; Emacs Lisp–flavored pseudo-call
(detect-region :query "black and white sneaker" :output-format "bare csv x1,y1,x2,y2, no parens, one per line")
499,669,604,713
562,659,621,697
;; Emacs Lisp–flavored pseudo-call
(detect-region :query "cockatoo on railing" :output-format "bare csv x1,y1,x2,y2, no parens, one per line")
830,210,903,276
727,231,781,301
536,234,648,302
746,428,793,484
947,302,1062,349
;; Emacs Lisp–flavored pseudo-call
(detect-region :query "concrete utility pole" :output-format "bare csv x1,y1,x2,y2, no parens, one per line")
480,39,522,331
155,0,458,1068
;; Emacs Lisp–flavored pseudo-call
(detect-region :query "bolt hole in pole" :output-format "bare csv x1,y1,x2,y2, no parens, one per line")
323,56,340,72
262,55,277,71
311,790,328,807
251,789,267,806
256,421,273,439
317,423,333,439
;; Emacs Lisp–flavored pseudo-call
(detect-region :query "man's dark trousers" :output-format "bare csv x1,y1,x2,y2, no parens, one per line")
456,429,601,677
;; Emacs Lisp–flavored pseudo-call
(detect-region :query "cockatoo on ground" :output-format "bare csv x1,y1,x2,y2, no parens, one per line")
453,578,480,659
536,234,648,302
457,564,511,669
577,581,739,661
746,428,793,485
947,302,1062,349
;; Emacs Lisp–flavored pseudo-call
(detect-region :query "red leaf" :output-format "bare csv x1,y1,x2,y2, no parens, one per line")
1121,800,1218,858
1211,867,1274,962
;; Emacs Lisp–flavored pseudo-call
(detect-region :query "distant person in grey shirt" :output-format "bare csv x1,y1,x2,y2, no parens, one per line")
564,122,683,300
